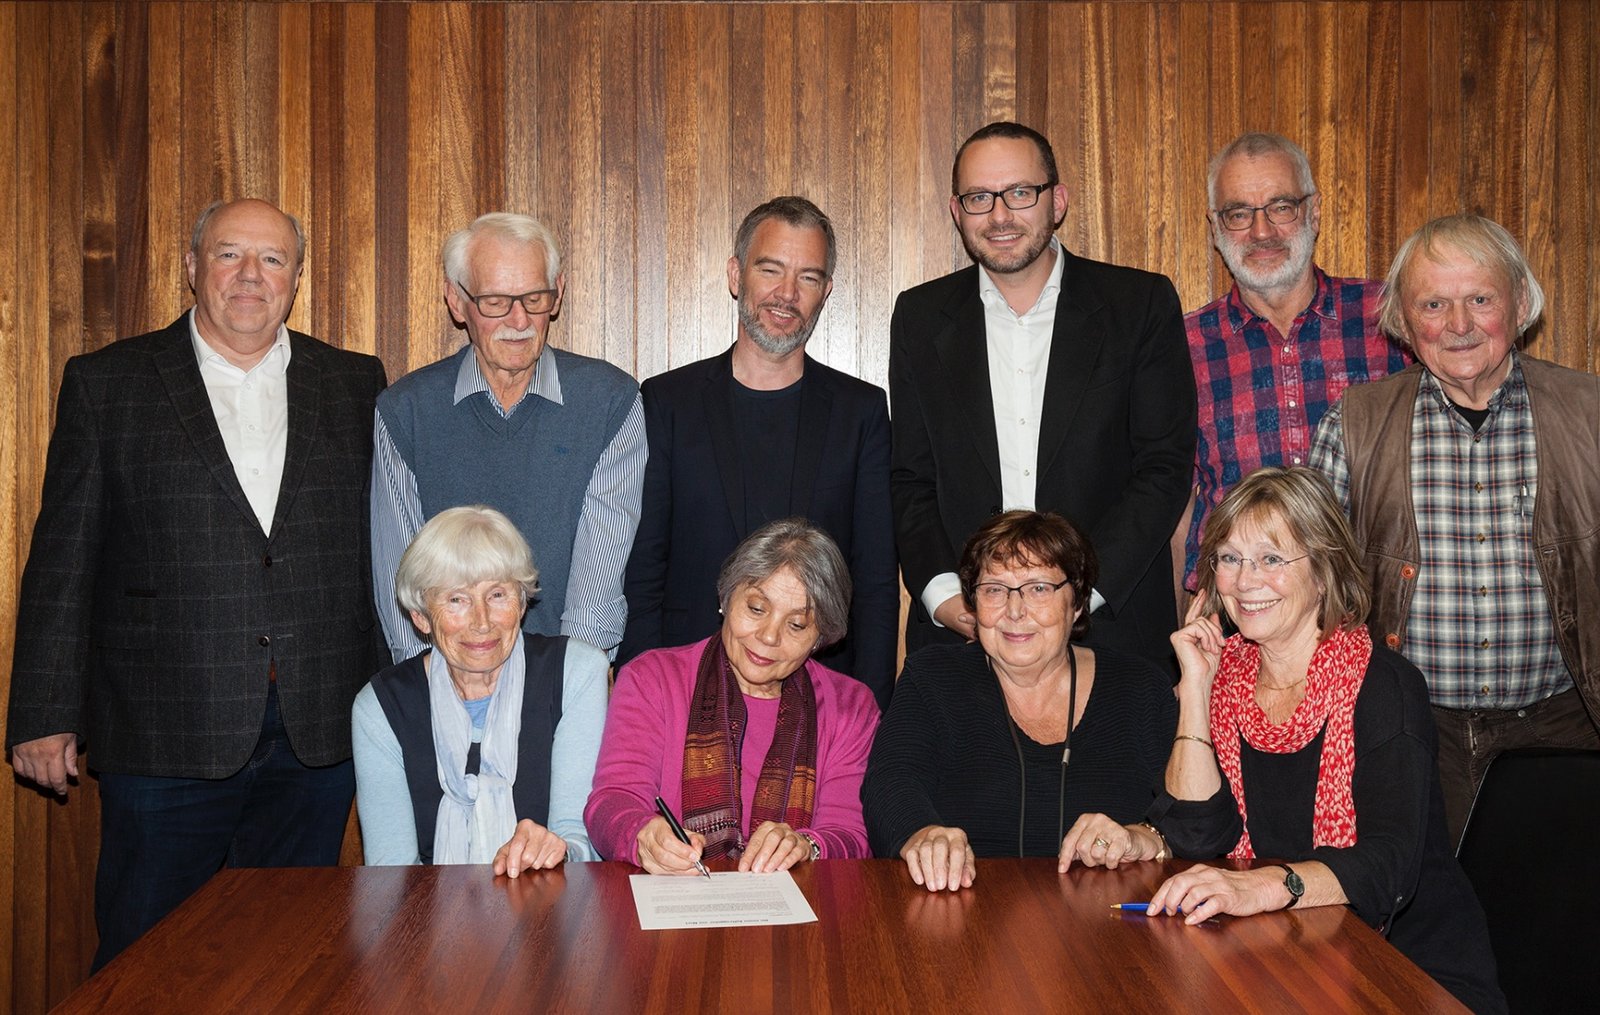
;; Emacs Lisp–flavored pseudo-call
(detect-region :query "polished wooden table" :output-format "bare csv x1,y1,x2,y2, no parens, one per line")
61,858,1464,1013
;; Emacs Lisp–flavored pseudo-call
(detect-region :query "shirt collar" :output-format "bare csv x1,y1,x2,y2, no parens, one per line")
1225,266,1336,326
454,345,564,409
977,236,1065,313
188,309,292,375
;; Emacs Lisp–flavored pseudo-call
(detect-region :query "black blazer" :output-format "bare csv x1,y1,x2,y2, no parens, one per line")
5,316,388,778
618,348,898,707
888,251,1196,667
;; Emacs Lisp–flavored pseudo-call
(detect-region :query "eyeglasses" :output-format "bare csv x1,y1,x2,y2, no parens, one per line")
1210,552,1308,576
457,284,559,318
956,184,1053,215
1212,195,1313,231
973,578,1071,608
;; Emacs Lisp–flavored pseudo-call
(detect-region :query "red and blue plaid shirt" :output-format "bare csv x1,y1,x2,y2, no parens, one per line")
1182,269,1408,588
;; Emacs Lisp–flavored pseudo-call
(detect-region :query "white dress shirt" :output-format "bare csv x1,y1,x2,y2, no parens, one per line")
189,311,291,534
921,240,1104,622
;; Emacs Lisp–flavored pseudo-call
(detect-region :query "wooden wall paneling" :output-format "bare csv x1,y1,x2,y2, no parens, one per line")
82,3,117,353
658,3,700,374
980,2,1017,128
1236,2,1274,137
1147,3,1180,298
405,3,447,373
1045,7,1086,266
372,2,411,373
1205,4,1241,299
0,2,19,1004
820,4,859,376
437,2,488,351
916,5,958,280
1390,1,1432,269
692,6,734,372
1013,3,1049,142
855,3,893,389
1271,2,1308,150
1524,1,1558,360
1564,0,1599,373
1077,5,1113,262
145,3,186,338
632,3,668,380
559,3,603,365
1328,2,1370,280
280,3,315,338
600,2,638,371
1109,3,1152,272
886,3,923,346
111,1,147,344
1425,3,1462,223
12,6,56,1010
1172,1,1214,312
1363,4,1398,276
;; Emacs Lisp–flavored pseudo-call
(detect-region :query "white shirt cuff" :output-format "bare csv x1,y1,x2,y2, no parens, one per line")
920,572,964,626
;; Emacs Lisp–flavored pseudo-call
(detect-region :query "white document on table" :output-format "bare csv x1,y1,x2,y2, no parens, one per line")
628,871,818,930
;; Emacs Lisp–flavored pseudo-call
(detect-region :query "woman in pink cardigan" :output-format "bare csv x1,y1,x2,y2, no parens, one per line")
585,519,880,873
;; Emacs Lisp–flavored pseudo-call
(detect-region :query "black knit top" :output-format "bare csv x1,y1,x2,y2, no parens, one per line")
863,642,1177,858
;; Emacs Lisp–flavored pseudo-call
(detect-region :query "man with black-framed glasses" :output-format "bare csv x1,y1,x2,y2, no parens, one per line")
370,212,646,664
1174,132,1407,607
889,120,1195,676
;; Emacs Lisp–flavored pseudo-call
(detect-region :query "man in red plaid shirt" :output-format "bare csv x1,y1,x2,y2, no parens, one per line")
1174,133,1408,599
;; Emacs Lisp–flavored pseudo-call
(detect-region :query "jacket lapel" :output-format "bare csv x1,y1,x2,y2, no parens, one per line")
1037,251,1104,479
789,354,833,518
152,317,260,529
932,276,1003,493
269,333,322,541
703,349,748,537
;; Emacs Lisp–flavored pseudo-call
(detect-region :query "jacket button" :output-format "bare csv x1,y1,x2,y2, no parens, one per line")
1385,633,1400,648
257,635,271,647
262,554,273,567
1400,565,1417,580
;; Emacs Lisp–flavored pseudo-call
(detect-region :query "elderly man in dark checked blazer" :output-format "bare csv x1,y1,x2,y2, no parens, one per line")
5,198,387,969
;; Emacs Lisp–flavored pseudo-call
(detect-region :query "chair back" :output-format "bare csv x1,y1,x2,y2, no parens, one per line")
1456,747,1600,1013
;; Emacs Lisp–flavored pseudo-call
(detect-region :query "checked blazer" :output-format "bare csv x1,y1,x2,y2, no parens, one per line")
5,316,388,778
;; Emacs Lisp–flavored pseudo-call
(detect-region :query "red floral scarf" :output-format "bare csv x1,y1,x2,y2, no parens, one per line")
1210,625,1371,859
679,636,818,859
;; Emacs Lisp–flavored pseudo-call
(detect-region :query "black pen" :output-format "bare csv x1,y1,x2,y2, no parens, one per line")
654,796,712,878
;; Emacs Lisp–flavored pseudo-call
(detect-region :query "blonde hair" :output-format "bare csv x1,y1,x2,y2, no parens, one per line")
395,505,539,615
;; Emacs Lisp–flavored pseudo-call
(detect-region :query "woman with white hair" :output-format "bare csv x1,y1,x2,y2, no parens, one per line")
353,505,607,874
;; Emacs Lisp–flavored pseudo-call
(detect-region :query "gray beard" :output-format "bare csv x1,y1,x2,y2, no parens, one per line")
738,297,816,357
1216,223,1318,297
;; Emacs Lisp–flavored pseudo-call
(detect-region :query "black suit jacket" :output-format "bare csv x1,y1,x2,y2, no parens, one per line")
888,251,1196,667
5,316,388,778
618,348,898,706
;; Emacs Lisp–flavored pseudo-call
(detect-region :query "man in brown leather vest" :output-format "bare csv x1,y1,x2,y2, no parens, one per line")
1309,214,1600,844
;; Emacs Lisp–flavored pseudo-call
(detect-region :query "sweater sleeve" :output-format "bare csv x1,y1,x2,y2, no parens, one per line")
861,658,951,857
796,674,880,858
1308,654,1434,929
548,641,609,862
583,653,676,863
352,684,422,865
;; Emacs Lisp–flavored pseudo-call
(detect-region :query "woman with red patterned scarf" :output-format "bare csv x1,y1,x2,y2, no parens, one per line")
585,519,879,874
1142,467,1504,1014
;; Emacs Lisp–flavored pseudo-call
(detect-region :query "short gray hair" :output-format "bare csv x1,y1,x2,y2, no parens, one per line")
733,196,836,277
441,212,563,292
189,199,307,265
1206,132,1316,209
1378,213,1546,346
716,518,851,650
395,505,540,615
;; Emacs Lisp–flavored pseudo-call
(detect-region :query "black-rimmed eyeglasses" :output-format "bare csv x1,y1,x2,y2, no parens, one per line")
956,184,1053,215
973,578,1071,608
1212,195,1313,231
457,284,559,318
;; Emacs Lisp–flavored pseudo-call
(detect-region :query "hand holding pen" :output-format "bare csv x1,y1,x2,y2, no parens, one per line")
641,796,711,878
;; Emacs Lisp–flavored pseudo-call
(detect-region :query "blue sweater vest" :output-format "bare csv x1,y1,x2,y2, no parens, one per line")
377,345,638,637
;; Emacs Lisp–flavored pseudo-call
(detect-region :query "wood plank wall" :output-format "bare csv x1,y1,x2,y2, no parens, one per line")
4,2,1597,1008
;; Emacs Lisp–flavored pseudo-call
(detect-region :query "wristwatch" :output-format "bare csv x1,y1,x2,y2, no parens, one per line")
1275,863,1304,909
800,832,821,862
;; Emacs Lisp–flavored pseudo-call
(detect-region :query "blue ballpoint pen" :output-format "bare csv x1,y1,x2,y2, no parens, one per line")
655,796,712,878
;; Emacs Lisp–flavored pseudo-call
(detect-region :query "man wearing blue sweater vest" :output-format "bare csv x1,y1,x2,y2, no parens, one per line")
372,213,646,663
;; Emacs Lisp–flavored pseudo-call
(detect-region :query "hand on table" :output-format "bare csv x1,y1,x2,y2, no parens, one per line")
10,732,79,796
738,821,811,872
900,824,975,892
932,595,976,642
1059,814,1154,872
1147,864,1289,925
636,815,707,875
493,819,568,878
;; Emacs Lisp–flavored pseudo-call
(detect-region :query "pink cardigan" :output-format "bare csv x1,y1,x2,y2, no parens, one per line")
584,637,880,863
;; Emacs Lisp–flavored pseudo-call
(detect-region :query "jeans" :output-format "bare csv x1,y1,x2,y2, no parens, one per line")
1432,687,1600,849
93,684,354,970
